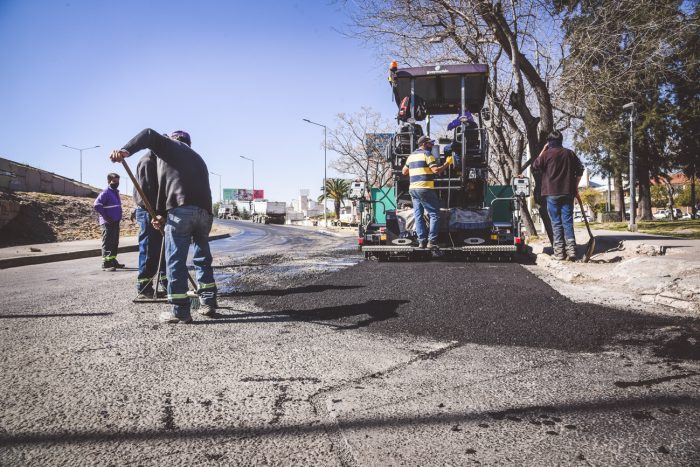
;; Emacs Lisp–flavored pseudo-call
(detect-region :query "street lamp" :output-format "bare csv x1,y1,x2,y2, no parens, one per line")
622,102,637,231
240,156,255,213
209,171,222,204
302,118,327,227
61,144,100,183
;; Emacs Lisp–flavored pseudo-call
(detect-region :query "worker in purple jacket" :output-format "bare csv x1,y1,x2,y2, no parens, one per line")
93,173,125,271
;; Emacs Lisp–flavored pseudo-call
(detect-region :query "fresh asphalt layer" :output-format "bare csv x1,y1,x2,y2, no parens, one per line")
246,261,698,356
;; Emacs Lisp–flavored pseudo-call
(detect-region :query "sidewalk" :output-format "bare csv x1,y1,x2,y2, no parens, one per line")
527,227,700,314
0,226,236,269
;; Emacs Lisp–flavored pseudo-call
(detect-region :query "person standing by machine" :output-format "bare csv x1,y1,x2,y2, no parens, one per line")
531,130,584,261
402,135,453,249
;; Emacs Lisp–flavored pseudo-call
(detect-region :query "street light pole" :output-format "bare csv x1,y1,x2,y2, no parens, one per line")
209,171,222,204
240,156,255,213
622,102,637,231
303,118,328,227
61,144,100,183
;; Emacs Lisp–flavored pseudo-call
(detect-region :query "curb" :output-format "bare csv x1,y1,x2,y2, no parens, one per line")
0,233,231,269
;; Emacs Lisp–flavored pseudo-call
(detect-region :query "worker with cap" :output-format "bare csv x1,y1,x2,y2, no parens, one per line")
93,172,125,271
402,135,453,249
110,129,217,324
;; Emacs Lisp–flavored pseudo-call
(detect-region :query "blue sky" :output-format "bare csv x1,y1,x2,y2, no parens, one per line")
0,0,397,204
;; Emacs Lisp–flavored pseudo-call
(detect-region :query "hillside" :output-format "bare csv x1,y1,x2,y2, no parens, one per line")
0,191,139,247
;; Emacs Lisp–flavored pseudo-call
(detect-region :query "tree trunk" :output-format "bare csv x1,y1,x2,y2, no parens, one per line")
615,170,625,221
692,173,697,219
637,168,652,220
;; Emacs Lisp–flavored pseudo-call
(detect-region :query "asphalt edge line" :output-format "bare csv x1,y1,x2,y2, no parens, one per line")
0,233,231,269
308,340,461,467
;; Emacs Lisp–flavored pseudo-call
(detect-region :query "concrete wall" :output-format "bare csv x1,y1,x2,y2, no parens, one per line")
0,157,99,197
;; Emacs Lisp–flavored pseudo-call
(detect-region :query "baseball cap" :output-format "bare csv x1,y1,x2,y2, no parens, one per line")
170,130,191,146
417,135,435,146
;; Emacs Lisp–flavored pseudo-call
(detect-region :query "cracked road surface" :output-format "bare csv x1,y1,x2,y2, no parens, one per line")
0,221,698,465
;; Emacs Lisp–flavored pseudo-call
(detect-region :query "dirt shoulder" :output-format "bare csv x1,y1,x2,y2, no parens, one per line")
524,229,700,315
0,191,138,247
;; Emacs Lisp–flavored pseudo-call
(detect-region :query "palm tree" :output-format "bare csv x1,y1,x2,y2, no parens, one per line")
318,178,351,219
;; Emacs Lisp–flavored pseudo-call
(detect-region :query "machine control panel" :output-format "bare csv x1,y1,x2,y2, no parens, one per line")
349,181,366,200
512,177,530,197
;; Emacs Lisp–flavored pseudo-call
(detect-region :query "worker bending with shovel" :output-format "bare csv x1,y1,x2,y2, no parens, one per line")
110,129,217,324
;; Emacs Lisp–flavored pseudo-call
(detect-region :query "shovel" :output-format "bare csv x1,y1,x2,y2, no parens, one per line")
120,159,200,300
575,194,596,263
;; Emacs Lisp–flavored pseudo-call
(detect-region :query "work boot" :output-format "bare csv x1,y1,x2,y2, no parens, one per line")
198,304,217,317
426,241,439,250
565,241,577,262
418,240,427,249
552,243,565,261
102,262,116,272
112,261,125,269
159,311,193,324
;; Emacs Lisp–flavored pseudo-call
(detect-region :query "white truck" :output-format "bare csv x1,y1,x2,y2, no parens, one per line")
217,204,236,219
252,201,286,224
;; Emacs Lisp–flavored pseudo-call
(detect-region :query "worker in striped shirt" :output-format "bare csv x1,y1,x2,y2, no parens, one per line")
402,136,453,249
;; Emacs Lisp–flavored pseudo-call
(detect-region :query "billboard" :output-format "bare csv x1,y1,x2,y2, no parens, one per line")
223,188,264,203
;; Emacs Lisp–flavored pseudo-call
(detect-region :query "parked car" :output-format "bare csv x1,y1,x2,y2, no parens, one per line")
653,209,669,220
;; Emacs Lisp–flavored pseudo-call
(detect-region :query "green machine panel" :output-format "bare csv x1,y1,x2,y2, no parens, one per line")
371,187,396,224
485,185,514,223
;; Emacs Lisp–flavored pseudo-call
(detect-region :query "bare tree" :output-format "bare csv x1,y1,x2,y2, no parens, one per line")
327,107,395,190
347,0,571,236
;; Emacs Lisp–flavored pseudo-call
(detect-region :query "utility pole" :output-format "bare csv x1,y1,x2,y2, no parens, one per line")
240,156,255,214
61,144,100,183
303,118,328,227
209,172,222,204
622,102,637,231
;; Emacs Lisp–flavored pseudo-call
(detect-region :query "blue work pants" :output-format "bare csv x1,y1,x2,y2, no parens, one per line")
165,206,217,319
409,188,441,244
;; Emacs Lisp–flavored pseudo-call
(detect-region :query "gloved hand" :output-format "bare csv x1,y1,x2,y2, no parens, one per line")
130,210,136,222
445,156,454,166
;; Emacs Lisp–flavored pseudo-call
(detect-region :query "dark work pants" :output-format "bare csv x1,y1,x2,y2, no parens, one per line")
101,221,120,263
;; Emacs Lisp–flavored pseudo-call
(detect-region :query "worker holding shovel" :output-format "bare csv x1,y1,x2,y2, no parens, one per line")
110,129,217,324
133,150,167,299
531,130,584,261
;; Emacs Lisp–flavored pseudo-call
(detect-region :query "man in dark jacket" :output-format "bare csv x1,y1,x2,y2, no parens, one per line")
531,130,584,261
110,129,216,324
93,173,125,271
134,151,167,299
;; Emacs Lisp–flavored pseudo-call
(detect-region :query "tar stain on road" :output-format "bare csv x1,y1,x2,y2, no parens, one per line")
161,392,178,431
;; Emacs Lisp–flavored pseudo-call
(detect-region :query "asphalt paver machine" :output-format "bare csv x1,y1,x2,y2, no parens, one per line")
358,63,530,261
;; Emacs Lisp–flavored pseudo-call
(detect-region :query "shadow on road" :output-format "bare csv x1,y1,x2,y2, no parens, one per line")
220,284,364,298
0,394,697,448
196,299,406,331
0,312,114,319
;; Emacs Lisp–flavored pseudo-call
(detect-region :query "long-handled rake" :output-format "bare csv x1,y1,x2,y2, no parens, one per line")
575,194,596,262
120,159,200,305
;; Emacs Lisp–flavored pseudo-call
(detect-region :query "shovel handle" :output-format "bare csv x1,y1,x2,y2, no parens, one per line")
575,193,594,237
